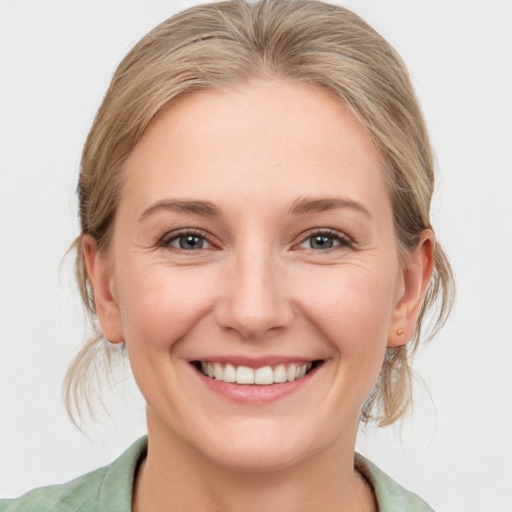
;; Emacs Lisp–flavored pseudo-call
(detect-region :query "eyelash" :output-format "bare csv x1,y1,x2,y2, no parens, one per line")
159,229,216,251
298,228,353,251
158,228,353,252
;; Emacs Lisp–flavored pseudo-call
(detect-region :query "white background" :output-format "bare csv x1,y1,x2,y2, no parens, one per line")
1,1,511,510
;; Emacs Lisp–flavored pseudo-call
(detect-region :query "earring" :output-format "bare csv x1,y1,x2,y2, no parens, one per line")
396,328,404,335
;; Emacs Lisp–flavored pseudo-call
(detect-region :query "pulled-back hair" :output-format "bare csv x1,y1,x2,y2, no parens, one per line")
65,0,454,426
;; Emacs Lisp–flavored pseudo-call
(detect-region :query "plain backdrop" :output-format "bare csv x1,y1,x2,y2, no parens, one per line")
1,1,511,510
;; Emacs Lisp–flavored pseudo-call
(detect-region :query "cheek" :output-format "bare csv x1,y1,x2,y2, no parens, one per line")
298,263,396,340
116,261,217,350
294,262,396,388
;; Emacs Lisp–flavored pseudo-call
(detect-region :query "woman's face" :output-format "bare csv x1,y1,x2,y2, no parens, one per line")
86,80,430,471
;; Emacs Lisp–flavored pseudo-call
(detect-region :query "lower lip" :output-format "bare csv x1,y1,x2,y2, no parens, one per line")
193,365,319,404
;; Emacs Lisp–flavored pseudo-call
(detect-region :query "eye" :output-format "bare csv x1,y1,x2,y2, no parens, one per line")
161,230,213,251
298,229,352,251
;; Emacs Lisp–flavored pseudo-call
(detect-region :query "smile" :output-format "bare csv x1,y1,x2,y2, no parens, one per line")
191,359,324,403
198,361,316,385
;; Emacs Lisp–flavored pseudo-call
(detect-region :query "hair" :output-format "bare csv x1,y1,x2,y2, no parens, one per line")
64,0,455,426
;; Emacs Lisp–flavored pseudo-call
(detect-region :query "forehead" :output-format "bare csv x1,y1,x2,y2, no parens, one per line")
120,79,389,217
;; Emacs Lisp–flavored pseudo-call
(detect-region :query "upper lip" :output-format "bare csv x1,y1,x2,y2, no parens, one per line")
190,355,322,368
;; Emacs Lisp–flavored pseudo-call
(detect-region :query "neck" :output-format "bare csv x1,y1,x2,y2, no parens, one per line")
133,411,376,512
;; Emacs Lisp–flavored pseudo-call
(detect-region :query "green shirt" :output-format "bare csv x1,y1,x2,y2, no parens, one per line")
0,437,434,511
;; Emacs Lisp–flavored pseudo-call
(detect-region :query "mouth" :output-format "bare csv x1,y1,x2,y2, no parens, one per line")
192,360,323,385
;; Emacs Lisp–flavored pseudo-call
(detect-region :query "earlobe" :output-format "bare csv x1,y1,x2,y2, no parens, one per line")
82,234,124,343
388,230,435,347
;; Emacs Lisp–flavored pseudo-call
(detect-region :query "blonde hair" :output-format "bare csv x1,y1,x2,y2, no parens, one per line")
65,0,454,426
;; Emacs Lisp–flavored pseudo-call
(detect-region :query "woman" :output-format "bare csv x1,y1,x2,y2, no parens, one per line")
0,0,454,510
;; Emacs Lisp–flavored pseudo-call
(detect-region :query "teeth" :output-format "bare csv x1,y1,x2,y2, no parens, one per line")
223,363,236,383
254,366,274,385
274,364,287,383
236,366,254,384
286,364,297,381
199,361,314,384
214,363,223,380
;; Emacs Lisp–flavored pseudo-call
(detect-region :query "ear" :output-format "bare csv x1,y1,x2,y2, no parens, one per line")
388,229,435,347
82,234,124,343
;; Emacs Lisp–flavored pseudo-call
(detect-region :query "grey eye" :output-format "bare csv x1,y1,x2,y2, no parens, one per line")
179,235,203,250
298,230,351,251
309,235,335,249
168,234,210,250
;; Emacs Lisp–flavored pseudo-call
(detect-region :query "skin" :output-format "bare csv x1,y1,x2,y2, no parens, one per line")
83,79,434,512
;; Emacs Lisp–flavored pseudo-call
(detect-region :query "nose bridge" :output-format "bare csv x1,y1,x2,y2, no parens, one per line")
216,238,293,340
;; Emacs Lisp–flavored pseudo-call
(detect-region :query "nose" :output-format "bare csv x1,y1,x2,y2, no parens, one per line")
214,246,295,341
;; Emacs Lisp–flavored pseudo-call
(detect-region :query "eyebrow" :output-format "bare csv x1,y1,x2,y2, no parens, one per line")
139,196,371,222
139,200,221,222
288,196,372,217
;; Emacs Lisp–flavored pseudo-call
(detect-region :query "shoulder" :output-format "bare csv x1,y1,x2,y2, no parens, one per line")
0,467,108,512
355,453,435,512
0,437,147,512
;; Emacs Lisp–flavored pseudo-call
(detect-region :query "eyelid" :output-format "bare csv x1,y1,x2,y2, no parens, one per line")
159,228,218,249
295,228,354,250
157,227,353,251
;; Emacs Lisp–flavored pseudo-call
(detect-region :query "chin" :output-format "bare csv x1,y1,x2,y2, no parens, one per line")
194,421,324,473
207,442,311,473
